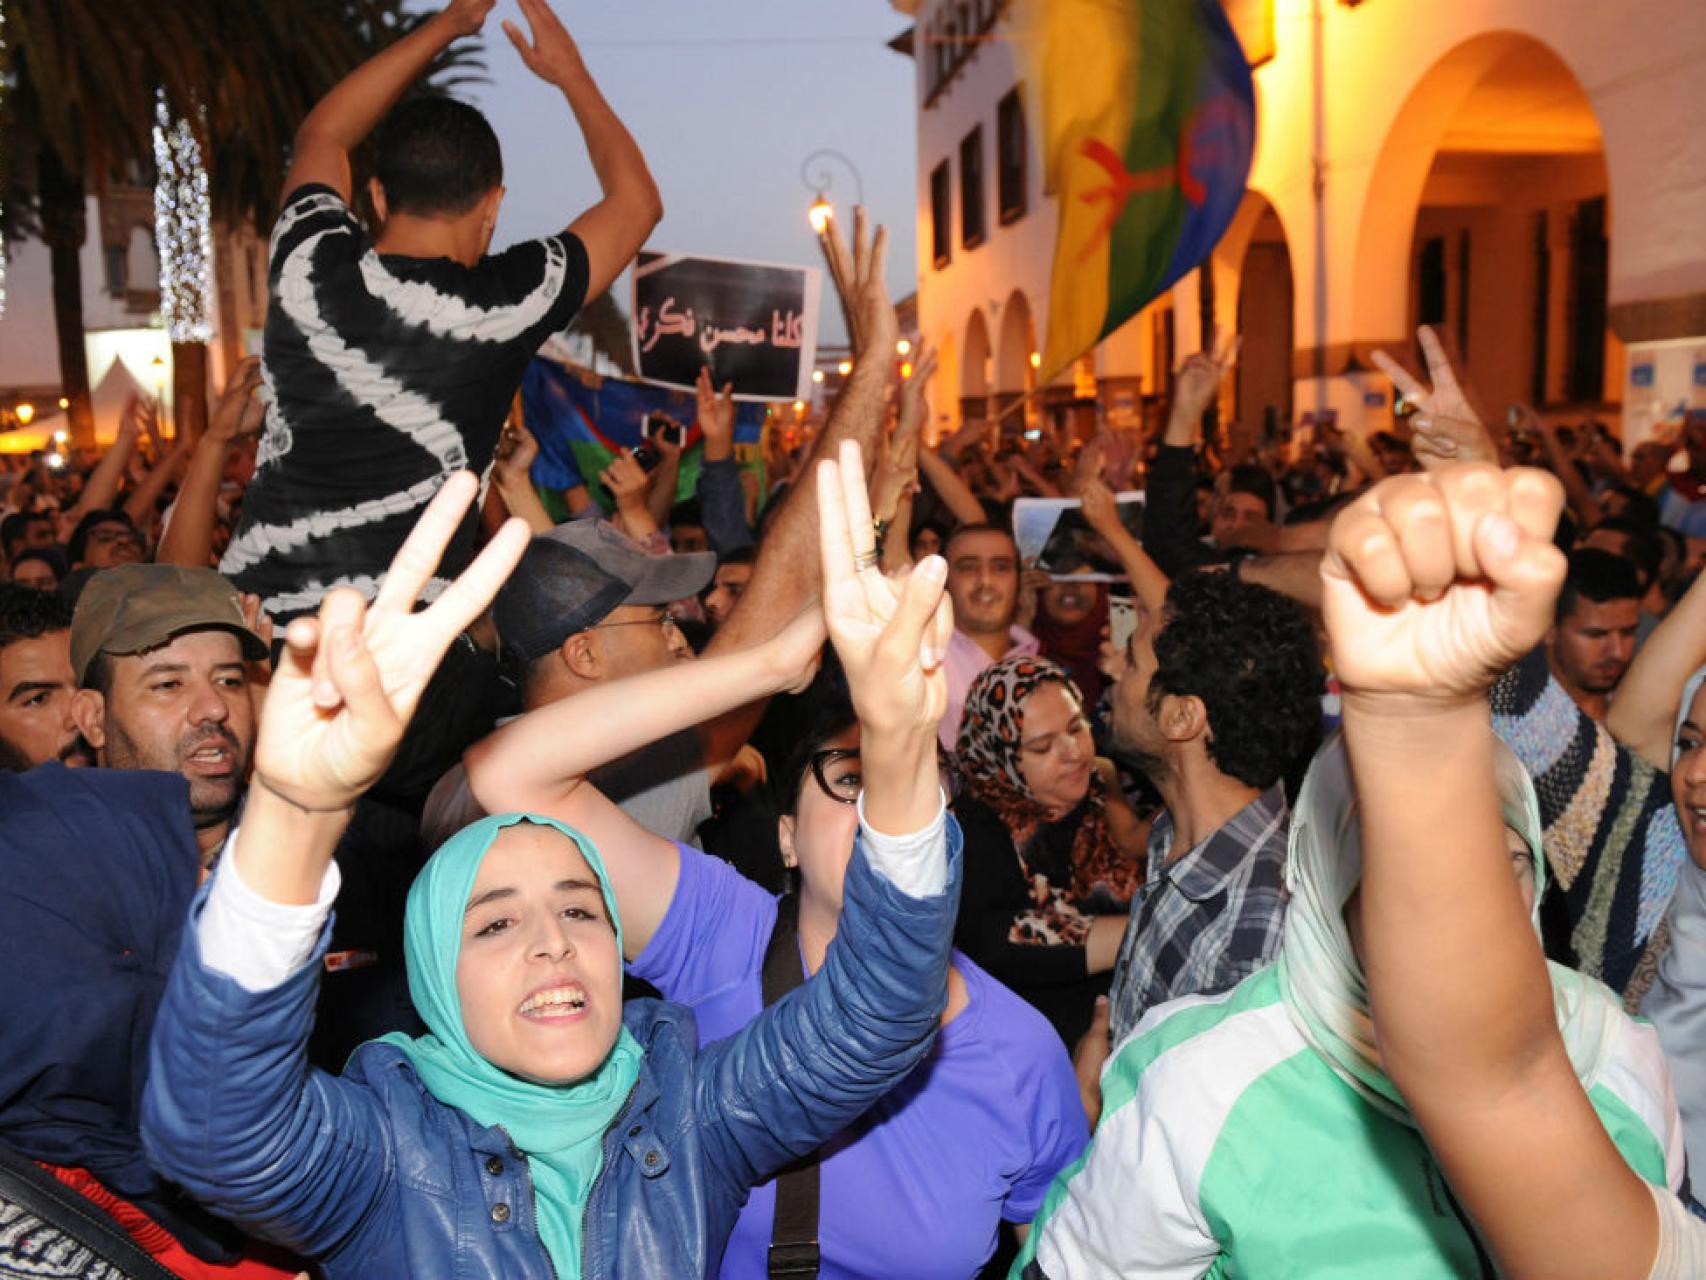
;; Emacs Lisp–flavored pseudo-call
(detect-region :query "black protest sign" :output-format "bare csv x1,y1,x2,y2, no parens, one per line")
631,252,823,403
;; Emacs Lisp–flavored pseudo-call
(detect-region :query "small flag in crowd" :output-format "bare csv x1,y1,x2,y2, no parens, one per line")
1025,0,1256,377
521,359,768,515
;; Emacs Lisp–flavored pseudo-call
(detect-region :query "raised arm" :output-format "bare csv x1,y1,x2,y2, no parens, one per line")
122,435,193,530
706,211,896,657
1079,477,1169,612
1144,340,1235,576
692,438,959,1188
1327,464,1659,1280
283,0,492,203
1524,406,1604,529
1371,326,1500,472
505,0,662,303
686,214,896,780
141,474,528,1254
158,358,264,567
462,608,825,956
1607,567,1706,771
58,399,144,534
1237,550,1325,611
694,369,755,555
489,415,556,535
916,447,988,528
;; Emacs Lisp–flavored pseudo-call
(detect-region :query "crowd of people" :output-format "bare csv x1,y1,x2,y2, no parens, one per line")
3,0,1706,1277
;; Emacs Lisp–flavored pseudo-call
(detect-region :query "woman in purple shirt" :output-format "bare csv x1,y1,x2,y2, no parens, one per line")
465,452,1088,1278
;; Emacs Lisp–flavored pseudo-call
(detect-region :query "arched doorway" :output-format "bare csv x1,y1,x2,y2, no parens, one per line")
1356,34,1613,415
1232,196,1294,445
994,290,1037,427
962,308,992,423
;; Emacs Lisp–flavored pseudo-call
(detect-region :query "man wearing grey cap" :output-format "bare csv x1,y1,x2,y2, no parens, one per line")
68,563,270,864
421,521,718,846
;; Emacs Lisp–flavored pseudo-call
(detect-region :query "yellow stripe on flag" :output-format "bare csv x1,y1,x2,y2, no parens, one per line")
1019,0,1144,379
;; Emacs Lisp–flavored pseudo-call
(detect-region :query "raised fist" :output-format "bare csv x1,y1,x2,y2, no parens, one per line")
1321,464,1566,702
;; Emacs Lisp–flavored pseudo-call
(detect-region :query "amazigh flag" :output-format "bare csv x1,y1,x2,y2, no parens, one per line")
520,358,768,513
1028,0,1255,377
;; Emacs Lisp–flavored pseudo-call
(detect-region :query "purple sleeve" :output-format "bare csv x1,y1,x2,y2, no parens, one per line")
629,842,776,1009
999,1004,1091,1220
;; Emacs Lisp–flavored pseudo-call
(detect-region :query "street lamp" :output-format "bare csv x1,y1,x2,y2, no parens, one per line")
799,149,866,228
801,149,868,347
808,195,834,236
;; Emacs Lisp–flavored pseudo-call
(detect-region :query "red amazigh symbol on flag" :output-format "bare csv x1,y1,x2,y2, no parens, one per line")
1074,96,1242,264
1075,138,1181,265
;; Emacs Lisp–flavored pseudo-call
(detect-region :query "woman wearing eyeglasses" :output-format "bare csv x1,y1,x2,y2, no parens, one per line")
463,452,1086,1280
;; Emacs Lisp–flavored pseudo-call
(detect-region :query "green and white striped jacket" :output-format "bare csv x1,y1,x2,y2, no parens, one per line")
1015,964,1683,1279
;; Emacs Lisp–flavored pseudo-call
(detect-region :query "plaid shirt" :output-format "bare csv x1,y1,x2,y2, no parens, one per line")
1108,783,1291,1045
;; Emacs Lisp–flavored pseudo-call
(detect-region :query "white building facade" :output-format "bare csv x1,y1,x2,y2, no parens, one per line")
892,0,1706,446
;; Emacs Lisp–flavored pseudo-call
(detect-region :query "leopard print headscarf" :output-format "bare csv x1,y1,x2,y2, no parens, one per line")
957,656,1139,943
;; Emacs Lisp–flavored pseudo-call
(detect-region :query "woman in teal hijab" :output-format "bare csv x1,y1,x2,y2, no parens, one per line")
380,812,643,1276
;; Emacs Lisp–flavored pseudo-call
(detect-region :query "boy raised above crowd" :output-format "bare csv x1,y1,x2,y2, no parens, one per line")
222,0,660,620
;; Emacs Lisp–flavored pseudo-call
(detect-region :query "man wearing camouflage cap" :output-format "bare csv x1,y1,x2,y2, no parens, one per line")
69,563,268,864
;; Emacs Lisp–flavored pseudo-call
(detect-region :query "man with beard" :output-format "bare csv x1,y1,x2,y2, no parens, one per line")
1102,570,1324,1050
69,565,267,864
0,585,92,771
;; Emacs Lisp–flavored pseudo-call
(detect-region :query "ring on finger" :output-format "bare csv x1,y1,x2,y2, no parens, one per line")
853,549,880,571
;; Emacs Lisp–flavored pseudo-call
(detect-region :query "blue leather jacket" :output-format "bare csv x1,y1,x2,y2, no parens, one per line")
143,825,962,1278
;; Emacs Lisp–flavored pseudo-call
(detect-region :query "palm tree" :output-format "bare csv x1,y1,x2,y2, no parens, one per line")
2,0,482,444
5,0,209,442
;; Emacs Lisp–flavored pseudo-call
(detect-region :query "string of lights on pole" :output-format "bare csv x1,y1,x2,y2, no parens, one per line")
152,89,214,344
0,0,10,319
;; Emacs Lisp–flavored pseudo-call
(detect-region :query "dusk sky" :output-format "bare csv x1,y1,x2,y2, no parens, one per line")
439,2,921,345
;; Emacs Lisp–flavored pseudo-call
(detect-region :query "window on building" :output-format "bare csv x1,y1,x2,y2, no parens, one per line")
997,87,1028,225
930,161,953,270
103,245,128,296
923,0,1012,105
1567,196,1608,403
960,126,986,250
1454,229,1471,359
1530,212,1551,404
1417,236,1446,328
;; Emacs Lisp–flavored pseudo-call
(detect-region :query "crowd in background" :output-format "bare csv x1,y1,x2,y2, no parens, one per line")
5,1,1706,1278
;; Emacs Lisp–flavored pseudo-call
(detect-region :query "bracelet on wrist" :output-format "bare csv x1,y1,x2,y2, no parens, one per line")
253,774,356,816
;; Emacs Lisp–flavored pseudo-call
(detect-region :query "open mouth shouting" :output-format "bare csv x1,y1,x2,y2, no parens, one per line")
518,981,589,1022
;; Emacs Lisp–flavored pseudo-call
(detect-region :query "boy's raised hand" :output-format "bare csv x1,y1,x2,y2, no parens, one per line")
253,473,528,815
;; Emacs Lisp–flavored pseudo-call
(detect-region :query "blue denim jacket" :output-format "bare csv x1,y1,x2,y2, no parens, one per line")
143,825,962,1279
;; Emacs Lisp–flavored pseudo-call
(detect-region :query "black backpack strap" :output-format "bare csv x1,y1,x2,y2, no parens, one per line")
0,1141,179,1279
761,895,820,1279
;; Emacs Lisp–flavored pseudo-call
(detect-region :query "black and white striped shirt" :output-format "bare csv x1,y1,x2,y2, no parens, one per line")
223,184,588,618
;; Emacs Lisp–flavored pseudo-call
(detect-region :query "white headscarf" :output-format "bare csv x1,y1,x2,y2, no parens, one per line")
1278,731,1624,1124
1642,664,1706,1172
